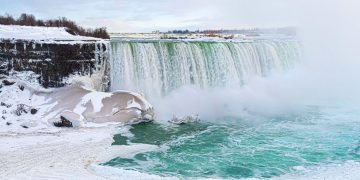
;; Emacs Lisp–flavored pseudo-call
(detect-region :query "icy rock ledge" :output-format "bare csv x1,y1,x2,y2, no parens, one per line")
169,115,200,125
0,74,154,132
47,86,155,127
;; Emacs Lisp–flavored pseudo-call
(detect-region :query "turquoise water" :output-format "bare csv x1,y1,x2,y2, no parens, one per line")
104,107,360,179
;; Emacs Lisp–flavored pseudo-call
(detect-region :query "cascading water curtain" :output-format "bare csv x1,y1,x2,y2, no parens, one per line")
111,40,301,97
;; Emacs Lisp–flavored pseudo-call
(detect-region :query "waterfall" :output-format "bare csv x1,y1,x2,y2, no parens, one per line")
110,40,301,97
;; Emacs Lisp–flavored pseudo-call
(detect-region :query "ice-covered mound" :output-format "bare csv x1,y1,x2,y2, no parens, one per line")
47,84,154,126
0,73,154,132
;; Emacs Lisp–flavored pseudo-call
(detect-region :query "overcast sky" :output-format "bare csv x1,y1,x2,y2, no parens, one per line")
0,0,357,33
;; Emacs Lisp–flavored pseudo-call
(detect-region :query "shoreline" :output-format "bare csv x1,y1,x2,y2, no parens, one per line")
1,120,360,180
0,73,157,179
0,126,122,179
0,124,174,179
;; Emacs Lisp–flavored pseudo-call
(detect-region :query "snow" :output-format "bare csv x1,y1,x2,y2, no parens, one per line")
126,98,142,109
75,91,112,114
0,76,56,133
0,126,124,179
0,25,101,41
114,90,153,110
0,72,157,179
0,71,155,133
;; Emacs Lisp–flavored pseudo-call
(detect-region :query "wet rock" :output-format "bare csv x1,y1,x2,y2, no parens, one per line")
53,117,73,128
0,40,110,89
19,85,24,91
2,80,15,86
62,111,82,127
15,104,29,116
30,108,38,114
1,102,12,108
6,122,11,125
53,111,83,128
1,116,5,120
21,125,29,129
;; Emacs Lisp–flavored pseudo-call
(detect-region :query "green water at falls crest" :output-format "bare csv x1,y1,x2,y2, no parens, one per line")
110,40,301,97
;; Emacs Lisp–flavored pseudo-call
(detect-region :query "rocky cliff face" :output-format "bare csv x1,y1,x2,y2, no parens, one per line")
0,40,110,90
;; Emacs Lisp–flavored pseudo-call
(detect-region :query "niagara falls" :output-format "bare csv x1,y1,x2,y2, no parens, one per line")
0,0,359,179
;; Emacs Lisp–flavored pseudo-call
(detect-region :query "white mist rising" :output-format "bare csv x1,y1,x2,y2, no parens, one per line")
296,0,360,104
152,0,360,121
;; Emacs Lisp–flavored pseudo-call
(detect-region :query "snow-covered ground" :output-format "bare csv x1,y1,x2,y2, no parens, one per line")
0,25,100,41
0,125,176,179
0,71,158,179
0,72,154,133
0,126,116,179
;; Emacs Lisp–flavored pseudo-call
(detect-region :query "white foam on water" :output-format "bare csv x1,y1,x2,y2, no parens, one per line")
92,160,360,180
90,164,178,180
112,143,160,159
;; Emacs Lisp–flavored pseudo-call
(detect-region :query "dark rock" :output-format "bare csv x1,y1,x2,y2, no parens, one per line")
19,85,25,91
21,125,29,128
2,80,15,86
0,40,110,90
6,122,11,125
30,108,38,114
0,102,11,108
53,116,73,128
1,116,5,120
15,104,28,116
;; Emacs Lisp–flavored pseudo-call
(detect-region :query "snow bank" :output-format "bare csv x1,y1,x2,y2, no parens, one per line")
0,25,100,41
0,73,156,179
0,71,154,133
272,161,360,180
0,75,56,133
74,91,113,114
0,126,122,179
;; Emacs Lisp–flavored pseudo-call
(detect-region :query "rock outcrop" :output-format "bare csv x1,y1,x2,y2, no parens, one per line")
0,39,110,90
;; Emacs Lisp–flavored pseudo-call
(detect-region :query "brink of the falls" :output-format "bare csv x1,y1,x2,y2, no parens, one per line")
110,40,301,97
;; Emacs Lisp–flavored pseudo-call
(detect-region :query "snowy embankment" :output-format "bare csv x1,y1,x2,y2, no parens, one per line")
0,72,154,133
0,24,158,179
0,73,154,178
0,24,100,41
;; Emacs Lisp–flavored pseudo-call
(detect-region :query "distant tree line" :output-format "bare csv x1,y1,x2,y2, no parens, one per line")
0,13,110,39
167,30,191,34
167,29,236,34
